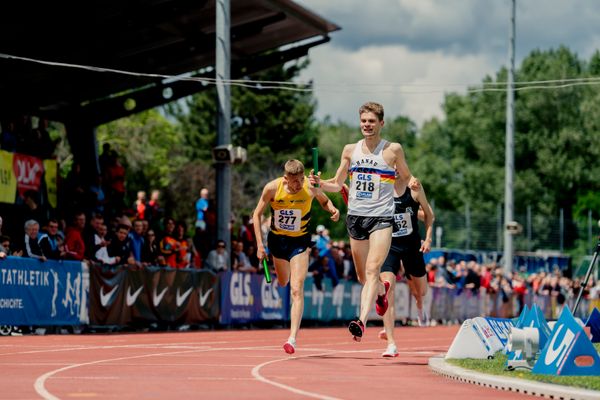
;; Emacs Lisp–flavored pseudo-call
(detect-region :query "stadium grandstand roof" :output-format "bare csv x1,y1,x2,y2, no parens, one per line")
0,0,339,125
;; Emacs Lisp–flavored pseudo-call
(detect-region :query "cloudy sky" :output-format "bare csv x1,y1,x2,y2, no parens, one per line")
294,0,600,127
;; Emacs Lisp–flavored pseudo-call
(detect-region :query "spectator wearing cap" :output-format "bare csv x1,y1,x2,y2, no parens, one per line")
314,225,330,256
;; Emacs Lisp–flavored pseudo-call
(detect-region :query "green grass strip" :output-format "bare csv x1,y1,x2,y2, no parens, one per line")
446,345,600,391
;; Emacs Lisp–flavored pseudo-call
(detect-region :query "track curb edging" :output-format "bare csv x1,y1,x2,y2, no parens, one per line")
428,355,600,400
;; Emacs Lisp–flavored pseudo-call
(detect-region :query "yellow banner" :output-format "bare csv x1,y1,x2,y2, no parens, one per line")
0,150,16,203
43,159,58,208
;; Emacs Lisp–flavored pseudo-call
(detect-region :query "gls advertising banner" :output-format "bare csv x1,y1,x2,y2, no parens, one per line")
219,271,290,324
89,266,219,325
0,257,88,325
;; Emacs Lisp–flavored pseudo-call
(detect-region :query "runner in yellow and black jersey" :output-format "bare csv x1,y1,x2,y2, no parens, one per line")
253,159,339,355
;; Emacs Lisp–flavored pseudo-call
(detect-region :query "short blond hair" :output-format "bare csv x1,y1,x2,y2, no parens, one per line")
284,159,304,176
359,102,384,121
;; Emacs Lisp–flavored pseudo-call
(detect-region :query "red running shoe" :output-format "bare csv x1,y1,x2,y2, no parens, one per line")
375,281,391,316
348,318,365,341
283,338,296,354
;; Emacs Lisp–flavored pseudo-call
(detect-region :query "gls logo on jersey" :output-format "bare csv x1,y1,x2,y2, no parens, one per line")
261,281,281,309
230,272,253,306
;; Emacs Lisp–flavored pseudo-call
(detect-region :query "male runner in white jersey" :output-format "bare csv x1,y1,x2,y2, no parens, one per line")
253,159,339,354
310,102,419,341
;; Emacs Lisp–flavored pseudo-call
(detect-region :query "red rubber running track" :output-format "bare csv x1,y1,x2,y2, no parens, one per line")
0,325,536,399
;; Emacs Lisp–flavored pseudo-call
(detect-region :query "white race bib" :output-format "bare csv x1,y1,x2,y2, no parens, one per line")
350,173,380,200
393,212,413,237
274,209,301,232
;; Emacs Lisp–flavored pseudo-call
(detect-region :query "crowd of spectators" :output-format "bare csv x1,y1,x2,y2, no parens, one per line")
0,117,597,316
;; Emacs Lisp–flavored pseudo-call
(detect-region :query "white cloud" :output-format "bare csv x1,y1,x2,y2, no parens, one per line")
294,0,600,126
300,44,495,126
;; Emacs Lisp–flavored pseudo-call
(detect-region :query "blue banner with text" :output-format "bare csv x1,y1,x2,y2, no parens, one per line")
0,257,87,325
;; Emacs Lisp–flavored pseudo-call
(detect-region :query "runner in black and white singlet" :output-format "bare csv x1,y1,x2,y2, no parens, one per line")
253,159,339,355
378,177,434,357
309,101,421,341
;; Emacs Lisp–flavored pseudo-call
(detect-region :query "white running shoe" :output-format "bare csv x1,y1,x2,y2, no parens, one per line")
283,338,296,354
382,343,399,358
417,309,429,327
378,329,387,341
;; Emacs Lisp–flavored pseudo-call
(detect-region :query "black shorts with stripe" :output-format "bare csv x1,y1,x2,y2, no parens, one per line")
346,215,394,241
267,231,312,261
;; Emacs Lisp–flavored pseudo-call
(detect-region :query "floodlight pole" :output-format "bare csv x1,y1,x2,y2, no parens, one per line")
216,0,232,255
503,0,516,276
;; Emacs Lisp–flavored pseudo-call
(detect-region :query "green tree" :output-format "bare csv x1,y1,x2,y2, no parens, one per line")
96,109,186,215
412,46,600,253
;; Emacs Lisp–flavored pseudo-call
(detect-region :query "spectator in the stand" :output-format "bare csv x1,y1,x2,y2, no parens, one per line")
64,162,86,212
98,143,112,174
175,221,190,268
141,229,160,266
314,225,330,255
38,219,66,260
330,242,346,280
205,239,229,273
0,220,7,258
480,264,494,293
158,217,179,267
134,191,147,221
14,115,32,153
87,175,106,216
64,212,86,260
33,118,56,159
464,261,481,293
107,224,134,266
195,188,209,231
20,190,47,229
511,271,527,315
309,254,339,291
83,213,105,260
129,219,145,265
238,215,255,249
232,241,257,273
0,118,17,152
490,268,513,318
23,220,46,261
1,235,21,257
94,224,119,265
104,151,126,217
245,243,259,270
342,243,357,281
147,189,162,228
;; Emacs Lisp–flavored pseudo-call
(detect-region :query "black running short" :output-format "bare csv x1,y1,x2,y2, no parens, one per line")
381,241,426,279
267,231,312,261
346,215,394,241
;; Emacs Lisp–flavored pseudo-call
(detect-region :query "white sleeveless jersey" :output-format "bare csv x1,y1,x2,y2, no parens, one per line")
347,139,396,217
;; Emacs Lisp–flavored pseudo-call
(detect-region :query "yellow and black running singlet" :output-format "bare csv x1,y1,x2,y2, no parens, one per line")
270,177,312,237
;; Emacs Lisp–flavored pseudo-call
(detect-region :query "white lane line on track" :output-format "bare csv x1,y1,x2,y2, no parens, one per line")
34,345,345,400
250,347,379,400
251,350,344,400
30,340,441,400
34,348,212,400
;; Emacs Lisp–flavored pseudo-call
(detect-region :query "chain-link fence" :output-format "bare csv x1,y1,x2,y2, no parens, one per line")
431,206,598,256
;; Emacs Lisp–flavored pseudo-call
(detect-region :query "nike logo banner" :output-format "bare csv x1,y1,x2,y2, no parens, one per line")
89,265,219,325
